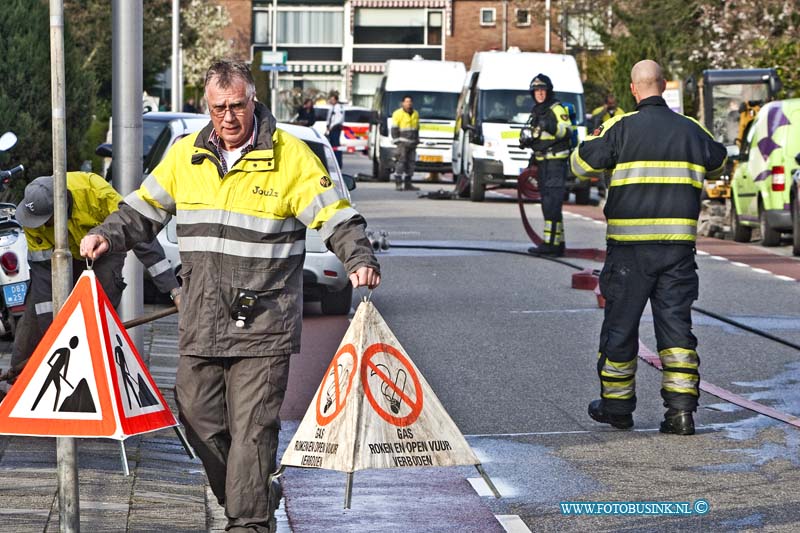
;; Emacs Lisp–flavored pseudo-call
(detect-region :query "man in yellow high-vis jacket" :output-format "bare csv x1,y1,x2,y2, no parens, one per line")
390,95,420,191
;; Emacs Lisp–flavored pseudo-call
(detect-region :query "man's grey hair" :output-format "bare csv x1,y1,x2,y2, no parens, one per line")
205,59,256,100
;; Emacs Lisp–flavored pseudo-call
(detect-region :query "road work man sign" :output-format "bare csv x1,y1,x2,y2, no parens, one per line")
281,301,479,472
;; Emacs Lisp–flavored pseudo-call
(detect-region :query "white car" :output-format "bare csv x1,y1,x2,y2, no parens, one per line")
99,112,357,314
295,104,372,154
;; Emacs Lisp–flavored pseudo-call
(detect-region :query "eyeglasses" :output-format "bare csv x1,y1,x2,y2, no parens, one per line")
210,100,251,118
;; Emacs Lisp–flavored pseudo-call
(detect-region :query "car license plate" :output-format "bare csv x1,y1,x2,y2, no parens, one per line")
3,281,26,307
419,155,443,162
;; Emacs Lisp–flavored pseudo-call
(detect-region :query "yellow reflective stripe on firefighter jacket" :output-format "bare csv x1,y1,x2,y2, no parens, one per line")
89,102,379,358
529,102,572,160
25,171,122,261
390,108,419,144
570,96,727,244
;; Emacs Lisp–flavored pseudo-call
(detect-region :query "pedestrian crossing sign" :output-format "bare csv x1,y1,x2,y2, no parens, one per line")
0,270,177,438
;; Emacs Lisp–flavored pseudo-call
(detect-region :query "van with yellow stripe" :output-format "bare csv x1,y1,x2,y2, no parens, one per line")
452,49,587,202
369,57,466,181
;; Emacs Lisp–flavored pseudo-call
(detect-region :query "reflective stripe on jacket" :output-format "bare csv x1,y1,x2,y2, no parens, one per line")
570,96,727,244
90,102,379,357
529,102,572,160
390,108,419,145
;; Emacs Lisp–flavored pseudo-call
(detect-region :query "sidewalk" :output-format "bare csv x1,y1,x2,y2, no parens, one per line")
0,306,289,533
0,305,499,532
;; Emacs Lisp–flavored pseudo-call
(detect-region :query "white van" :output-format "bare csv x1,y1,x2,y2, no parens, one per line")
451,50,587,202
368,58,467,181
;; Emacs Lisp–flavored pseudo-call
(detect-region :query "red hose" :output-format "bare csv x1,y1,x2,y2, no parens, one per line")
517,166,606,261
517,167,544,245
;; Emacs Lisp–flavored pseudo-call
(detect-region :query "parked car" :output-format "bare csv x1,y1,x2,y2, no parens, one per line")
98,112,357,314
292,104,372,154
730,99,799,246
792,153,800,256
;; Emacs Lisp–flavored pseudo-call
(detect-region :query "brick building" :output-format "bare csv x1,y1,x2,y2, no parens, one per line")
447,1,563,67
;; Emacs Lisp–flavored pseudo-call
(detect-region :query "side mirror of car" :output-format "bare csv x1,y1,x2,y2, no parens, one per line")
342,173,357,191
795,152,800,166
0,132,17,152
368,110,380,125
95,143,113,158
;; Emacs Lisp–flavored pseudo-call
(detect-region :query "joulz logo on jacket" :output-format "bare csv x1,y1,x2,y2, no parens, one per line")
252,185,279,197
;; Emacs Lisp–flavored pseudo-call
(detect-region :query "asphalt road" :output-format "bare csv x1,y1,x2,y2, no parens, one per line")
1,152,797,531
281,152,800,531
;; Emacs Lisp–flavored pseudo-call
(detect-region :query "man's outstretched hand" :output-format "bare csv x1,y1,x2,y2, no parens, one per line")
349,266,380,290
79,234,110,260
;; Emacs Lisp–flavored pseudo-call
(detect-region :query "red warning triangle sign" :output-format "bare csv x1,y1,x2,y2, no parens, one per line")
0,270,177,439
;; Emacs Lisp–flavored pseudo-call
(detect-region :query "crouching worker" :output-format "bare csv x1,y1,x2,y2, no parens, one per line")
0,172,180,392
80,60,381,532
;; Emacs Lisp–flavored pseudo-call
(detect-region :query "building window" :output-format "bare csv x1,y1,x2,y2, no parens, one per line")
480,8,496,26
352,73,382,108
428,11,443,45
516,9,531,27
253,11,270,44
562,9,605,50
354,8,426,45
278,11,343,46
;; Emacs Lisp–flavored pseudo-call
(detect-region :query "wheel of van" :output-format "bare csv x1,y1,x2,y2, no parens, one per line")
574,185,591,205
792,197,800,256
730,197,752,242
321,283,353,315
374,158,391,182
454,171,470,198
759,204,782,246
469,169,485,202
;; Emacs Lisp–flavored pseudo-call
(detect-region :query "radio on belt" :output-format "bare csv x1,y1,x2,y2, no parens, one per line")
231,290,258,328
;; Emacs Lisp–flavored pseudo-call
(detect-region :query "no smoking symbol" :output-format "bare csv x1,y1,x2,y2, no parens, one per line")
315,344,356,426
361,343,423,427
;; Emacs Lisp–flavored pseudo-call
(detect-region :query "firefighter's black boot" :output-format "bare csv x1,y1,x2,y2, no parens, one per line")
394,175,403,191
588,400,634,430
403,175,419,191
659,408,695,435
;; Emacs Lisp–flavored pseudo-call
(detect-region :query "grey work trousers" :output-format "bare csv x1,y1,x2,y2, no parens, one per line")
393,141,417,179
176,354,290,532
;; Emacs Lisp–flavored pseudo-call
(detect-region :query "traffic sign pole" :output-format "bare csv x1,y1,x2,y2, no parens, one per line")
49,1,79,530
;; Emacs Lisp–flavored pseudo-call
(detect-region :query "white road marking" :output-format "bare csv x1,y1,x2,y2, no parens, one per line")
468,477,514,497
465,427,716,438
751,268,771,274
710,255,728,261
496,514,533,533
696,250,709,256
776,275,796,281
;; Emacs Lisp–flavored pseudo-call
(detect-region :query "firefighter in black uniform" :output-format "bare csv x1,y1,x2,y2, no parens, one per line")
571,60,726,435
520,74,573,256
